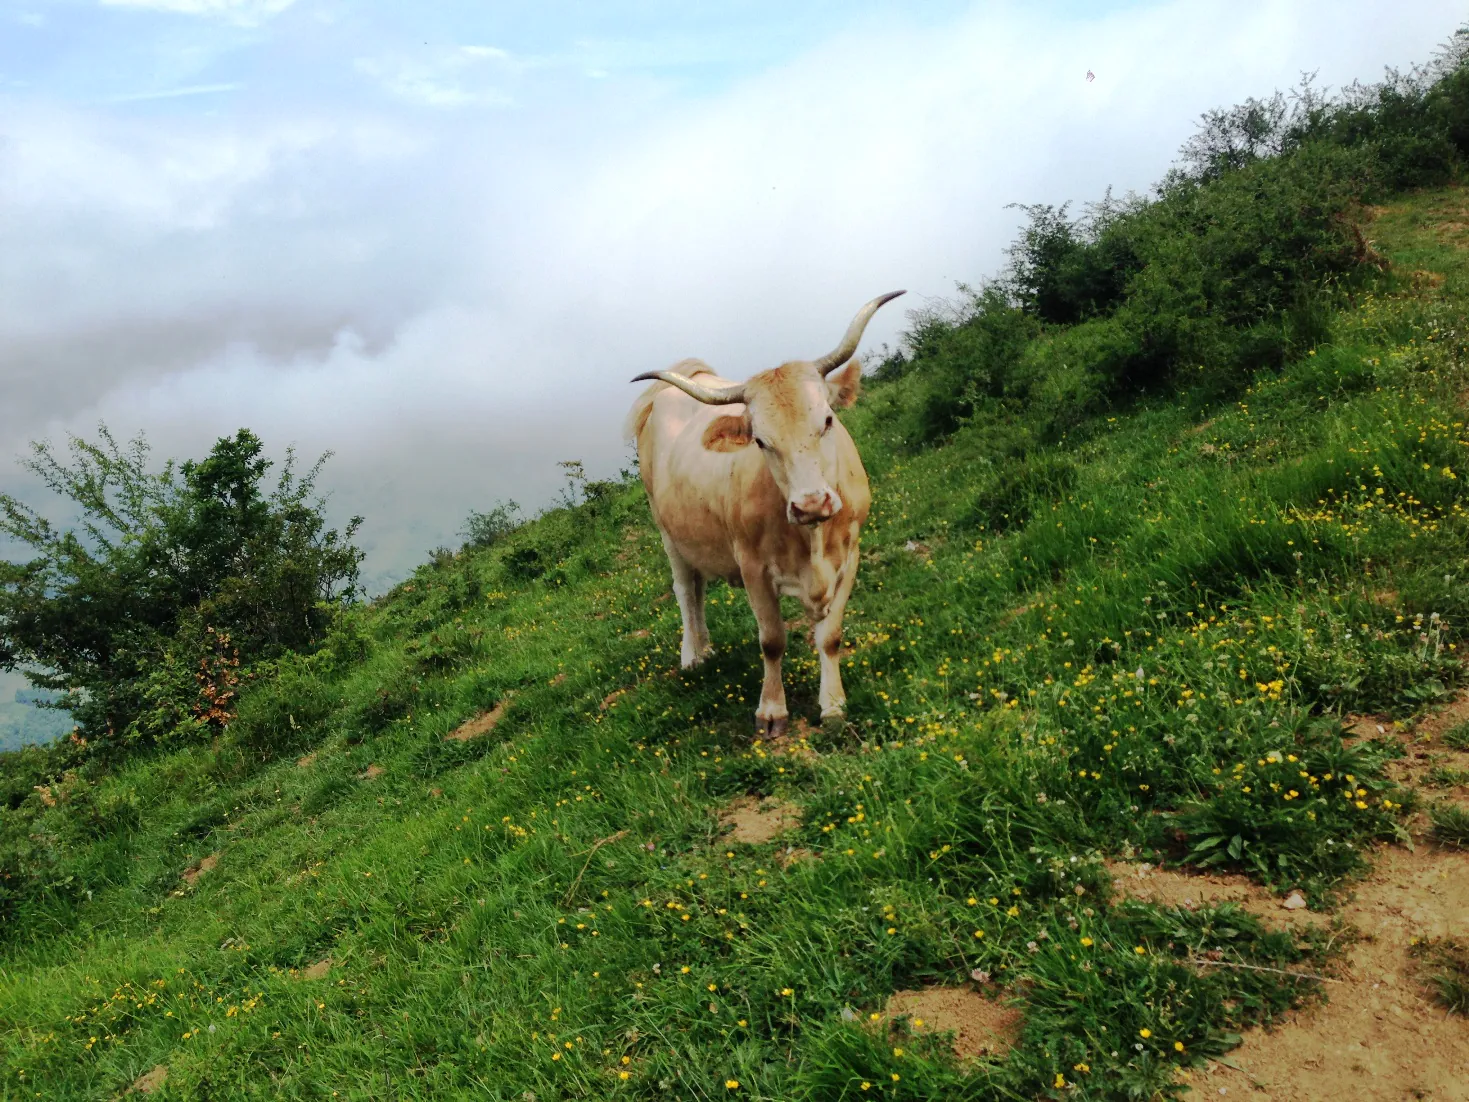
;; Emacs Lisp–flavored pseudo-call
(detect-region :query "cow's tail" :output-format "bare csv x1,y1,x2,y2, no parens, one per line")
622,358,715,445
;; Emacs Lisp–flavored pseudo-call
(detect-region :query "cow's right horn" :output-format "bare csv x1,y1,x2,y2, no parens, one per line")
812,290,906,375
629,370,746,405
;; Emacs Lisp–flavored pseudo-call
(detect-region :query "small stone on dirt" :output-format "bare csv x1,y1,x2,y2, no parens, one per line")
1105,859,1320,930
1282,890,1308,910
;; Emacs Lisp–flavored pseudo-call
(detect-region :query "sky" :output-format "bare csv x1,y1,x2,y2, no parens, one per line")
0,0,1463,595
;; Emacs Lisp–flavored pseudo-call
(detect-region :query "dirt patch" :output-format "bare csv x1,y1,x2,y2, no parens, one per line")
1413,690,1469,744
1105,861,1321,931
181,853,218,885
359,764,385,781
296,752,316,768
777,845,816,869
1187,842,1469,1099
299,958,331,981
1343,713,1395,741
130,1065,168,1093
601,689,626,711
718,796,801,845
902,540,933,562
1354,694,1469,797
446,696,513,742
759,719,819,763
627,629,651,639
883,987,1022,1061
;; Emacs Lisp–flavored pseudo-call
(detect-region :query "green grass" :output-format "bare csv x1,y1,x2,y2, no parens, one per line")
3,186,1469,1100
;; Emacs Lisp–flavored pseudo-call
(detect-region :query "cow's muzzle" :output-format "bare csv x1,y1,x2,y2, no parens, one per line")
788,490,840,526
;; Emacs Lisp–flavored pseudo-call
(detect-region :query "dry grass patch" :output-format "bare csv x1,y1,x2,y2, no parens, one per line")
883,987,1022,1062
181,853,218,885
718,796,801,845
446,695,513,742
130,1065,168,1094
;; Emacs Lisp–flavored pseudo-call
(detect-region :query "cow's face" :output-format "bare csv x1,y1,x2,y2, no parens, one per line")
631,291,903,526
743,360,862,526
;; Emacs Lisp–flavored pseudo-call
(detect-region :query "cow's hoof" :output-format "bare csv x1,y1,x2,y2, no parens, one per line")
755,714,788,739
820,711,847,735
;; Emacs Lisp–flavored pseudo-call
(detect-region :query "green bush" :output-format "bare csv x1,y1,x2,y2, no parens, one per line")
0,427,362,751
228,654,342,759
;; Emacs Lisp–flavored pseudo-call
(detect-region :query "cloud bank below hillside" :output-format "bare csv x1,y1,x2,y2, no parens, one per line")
1,0,1460,588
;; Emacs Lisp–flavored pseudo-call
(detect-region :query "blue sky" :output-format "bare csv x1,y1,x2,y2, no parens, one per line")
0,0,1462,595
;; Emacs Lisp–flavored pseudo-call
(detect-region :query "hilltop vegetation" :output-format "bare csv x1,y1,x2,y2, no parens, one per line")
4,32,1469,1101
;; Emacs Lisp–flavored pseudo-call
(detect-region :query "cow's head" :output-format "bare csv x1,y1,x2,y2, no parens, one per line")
632,291,904,526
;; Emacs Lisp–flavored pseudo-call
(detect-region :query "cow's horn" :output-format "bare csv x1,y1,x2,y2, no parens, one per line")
812,290,906,376
629,370,746,405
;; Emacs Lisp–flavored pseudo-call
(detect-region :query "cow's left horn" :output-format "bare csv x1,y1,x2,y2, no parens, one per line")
629,370,746,405
812,290,906,376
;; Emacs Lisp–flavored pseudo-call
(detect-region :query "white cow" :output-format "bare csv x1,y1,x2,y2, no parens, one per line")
626,292,904,735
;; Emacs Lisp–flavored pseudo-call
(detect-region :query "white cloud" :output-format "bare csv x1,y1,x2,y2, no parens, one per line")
108,81,242,102
354,45,516,109
100,0,296,23
5,0,1465,587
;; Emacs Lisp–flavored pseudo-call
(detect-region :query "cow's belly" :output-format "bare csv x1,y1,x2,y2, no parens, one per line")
656,511,741,581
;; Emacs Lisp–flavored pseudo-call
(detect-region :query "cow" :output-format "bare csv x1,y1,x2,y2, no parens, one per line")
625,291,905,737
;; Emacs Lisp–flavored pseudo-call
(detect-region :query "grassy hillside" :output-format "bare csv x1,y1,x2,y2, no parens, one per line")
6,43,1469,1097
2,183,1467,1100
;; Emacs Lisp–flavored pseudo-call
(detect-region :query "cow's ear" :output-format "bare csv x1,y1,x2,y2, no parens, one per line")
825,359,862,409
702,413,753,451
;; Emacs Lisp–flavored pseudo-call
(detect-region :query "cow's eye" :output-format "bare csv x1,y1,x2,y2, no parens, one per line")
754,437,766,450
824,414,834,432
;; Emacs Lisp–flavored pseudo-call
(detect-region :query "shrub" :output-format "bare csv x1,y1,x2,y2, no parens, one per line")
460,500,523,550
0,427,363,750
228,654,342,759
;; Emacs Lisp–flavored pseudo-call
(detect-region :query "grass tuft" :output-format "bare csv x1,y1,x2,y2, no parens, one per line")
1441,720,1469,751
1412,938,1469,1015
1428,802,1469,847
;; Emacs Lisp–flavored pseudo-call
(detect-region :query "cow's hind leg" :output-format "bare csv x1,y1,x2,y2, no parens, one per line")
739,561,788,738
812,548,860,729
661,533,712,668
689,572,713,660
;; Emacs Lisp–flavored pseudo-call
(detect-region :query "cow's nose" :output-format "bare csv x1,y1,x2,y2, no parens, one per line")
789,490,839,525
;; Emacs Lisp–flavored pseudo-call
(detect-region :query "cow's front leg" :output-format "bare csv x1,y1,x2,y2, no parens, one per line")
661,533,713,668
811,548,860,728
739,561,787,738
